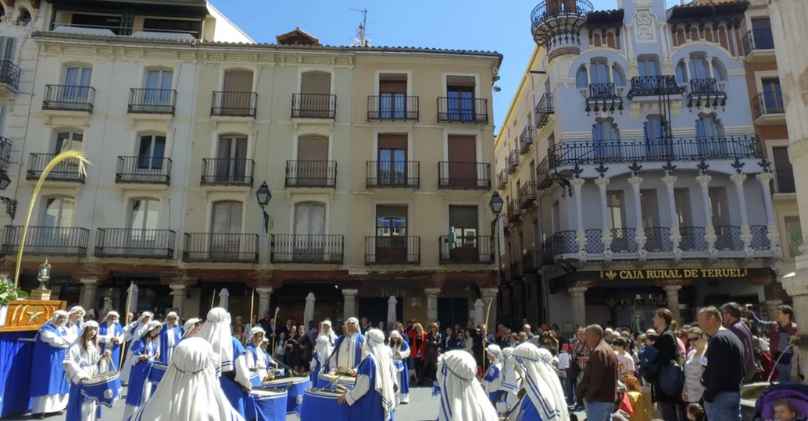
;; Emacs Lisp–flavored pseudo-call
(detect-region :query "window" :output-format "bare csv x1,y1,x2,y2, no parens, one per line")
143,69,173,105
576,66,588,89
640,189,659,228
674,188,692,227
590,59,609,84
751,18,774,50
129,198,159,232
645,115,670,158
638,55,660,77
211,201,242,234
785,216,802,258
215,134,247,181
295,202,326,236
378,134,407,185
40,196,74,227
612,64,626,87
709,187,729,227
696,114,725,156
54,129,83,153
446,75,476,121
773,146,795,193
762,78,784,114
447,134,478,187
62,65,92,103
378,73,408,119
688,55,710,80
675,60,688,85
142,18,202,37
447,205,480,261
0,37,15,62
711,58,727,81
607,191,625,230
552,201,560,233
137,134,166,170
376,205,407,237
70,13,122,33
16,8,30,26
219,69,254,115
301,71,331,95
593,118,619,161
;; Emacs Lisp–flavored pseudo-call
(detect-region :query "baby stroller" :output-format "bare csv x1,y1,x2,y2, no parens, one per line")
753,383,808,421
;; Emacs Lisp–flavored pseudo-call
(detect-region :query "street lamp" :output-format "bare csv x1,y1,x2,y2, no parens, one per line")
489,191,504,216
256,181,272,234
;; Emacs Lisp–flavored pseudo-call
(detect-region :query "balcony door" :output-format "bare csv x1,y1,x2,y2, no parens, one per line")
751,18,774,50
375,205,408,263
762,78,783,114
593,118,619,161
143,69,173,106
137,133,166,171
63,65,92,103
221,69,253,115
447,135,477,188
447,205,480,262
378,134,407,185
608,191,628,251
296,134,328,186
590,60,609,84
446,75,475,121
637,56,660,77
644,115,670,159
379,73,407,119
216,134,247,182
128,198,159,250
689,56,710,80
210,201,243,258
640,189,662,250
773,146,795,193
54,129,83,153
300,71,332,117
293,202,326,261
39,197,75,247
696,114,725,157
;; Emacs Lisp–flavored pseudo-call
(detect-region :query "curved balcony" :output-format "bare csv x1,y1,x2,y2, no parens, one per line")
750,225,770,251
626,76,684,99
645,227,673,252
530,0,593,48
549,230,578,257
714,225,743,251
610,228,637,253
686,78,727,109
679,226,707,252
585,83,623,113
585,229,604,254
535,92,554,128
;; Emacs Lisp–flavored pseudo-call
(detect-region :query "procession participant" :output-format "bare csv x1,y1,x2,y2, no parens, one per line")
65,306,86,344
337,329,397,421
131,337,245,421
482,344,505,409
311,334,334,387
182,317,202,339
98,311,125,368
157,311,183,364
63,321,111,421
329,317,365,374
245,326,276,386
123,321,162,421
512,342,570,421
121,312,154,380
197,307,252,417
29,310,71,416
499,346,523,415
389,330,411,404
435,350,498,421
320,319,338,346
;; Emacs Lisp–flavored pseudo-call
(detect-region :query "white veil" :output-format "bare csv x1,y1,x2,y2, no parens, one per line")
132,337,244,421
437,350,498,421
365,329,396,419
501,346,522,392
513,342,569,421
196,307,235,372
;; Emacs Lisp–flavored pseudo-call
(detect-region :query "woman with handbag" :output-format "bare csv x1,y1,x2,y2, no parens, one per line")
652,308,685,421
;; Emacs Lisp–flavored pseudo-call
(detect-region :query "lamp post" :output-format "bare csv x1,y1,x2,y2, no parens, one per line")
488,191,504,316
256,181,272,234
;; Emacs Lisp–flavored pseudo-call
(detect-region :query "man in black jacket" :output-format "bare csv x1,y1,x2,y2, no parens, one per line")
698,306,744,421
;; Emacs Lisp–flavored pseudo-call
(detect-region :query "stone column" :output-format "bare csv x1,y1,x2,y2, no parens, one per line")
79,278,98,312
480,288,499,332
595,177,613,256
571,178,587,255
342,289,358,320
663,284,682,321
662,174,682,254
169,284,186,317
757,172,781,254
697,174,717,253
570,285,588,328
218,288,230,310
256,287,273,319
304,293,316,328
473,299,485,327
425,288,440,322
731,173,753,255
628,175,646,254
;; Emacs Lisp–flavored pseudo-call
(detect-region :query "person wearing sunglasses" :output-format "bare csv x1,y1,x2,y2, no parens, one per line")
683,327,708,406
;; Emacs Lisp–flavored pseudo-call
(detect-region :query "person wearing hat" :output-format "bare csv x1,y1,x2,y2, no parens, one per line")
389,330,411,404
245,326,276,385
121,312,154,381
98,311,125,368
483,344,505,410
182,318,202,339
329,317,365,375
65,306,86,344
157,311,183,364
123,320,162,421
512,342,570,421
435,350,498,421
63,321,112,421
30,310,71,416
336,329,396,421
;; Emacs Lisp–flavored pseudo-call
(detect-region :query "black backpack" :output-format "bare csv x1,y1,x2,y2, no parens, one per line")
657,360,685,397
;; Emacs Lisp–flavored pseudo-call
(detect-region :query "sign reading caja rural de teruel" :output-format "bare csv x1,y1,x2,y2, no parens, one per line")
599,268,750,281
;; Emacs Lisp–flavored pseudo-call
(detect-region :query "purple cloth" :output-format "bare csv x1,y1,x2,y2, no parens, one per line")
728,320,755,377
756,384,808,419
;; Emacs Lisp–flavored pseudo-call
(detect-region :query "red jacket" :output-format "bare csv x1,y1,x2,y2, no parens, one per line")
409,331,427,359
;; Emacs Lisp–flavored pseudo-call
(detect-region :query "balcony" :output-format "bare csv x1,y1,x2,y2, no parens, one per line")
530,0,593,47
27,153,85,182
366,161,419,188
679,226,707,252
128,88,177,114
549,135,761,169
201,159,254,186
95,228,176,259
116,156,171,185
776,168,796,194
714,225,743,251
535,92,554,128
585,229,604,254
42,85,95,112
645,227,673,252
519,127,534,154
437,97,488,123
1,226,89,257
507,150,519,174
439,235,493,264
367,95,419,121
610,228,638,253
365,236,420,265
291,93,336,119
518,181,537,209
626,76,684,99
506,199,521,223
743,28,775,61
270,234,344,264
750,225,771,251
0,60,20,93
497,170,508,189
585,83,623,113
0,137,11,169
210,91,257,117
183,233,258,263
285,161,337,188
686,78,727,108
752,91,785,125
548,231,577,257
438,162,491,190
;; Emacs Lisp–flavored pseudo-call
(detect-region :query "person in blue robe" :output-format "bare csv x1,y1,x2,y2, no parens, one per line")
482,344,506,410
121,311,154,382
123,321,161,421
435,350,498,421
310,334,334,388
157,311,183,364
98,311,125,369
245,326,276,386
512,342,569,421
329,317,365,375
64,321,112,421
197,307,252,418
388,330,411,404
30,310,71,416
338,329,396,421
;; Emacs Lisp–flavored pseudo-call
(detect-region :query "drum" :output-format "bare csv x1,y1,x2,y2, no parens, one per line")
148,362,168,384
246,389,287,421
299,389,349,421
318,373,357,388
259,377,311,414
80,372,122,408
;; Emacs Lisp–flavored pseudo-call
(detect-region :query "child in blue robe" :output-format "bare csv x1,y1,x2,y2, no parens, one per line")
483,344,506,409
98,311,125,369
123,321,161,421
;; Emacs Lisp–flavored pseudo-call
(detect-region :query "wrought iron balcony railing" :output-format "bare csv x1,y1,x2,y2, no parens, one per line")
626,76,684,98
285,161,337,188
548,135,761,168
27,153,85,182
0,60,20,91
519,181,537,209
365,236,420,265
43,84,95,112
714,225,743,251
270,234,344,264
116,156,171,185
291,93,336,119
201,158,254,186
437,97,488,123
507,150,519,174
549,231,577,256
679,226,707,251
497,170,508,189
366,161,420,188
586,83,623,113
743,28,775,54
0,137,11,168
535,92,554,128
129,88,177,114
1,225,89,256
531,0,593,25
438,161,491,190
750,225,770,251
752,91,785,118
585,229,604,254
439,235,493,264
610,228,638,253
183,233,259,263
211,91,257,117
519,127,534,154
95,228,176,259
367,95,419,121
530,0,593,47
644,226,673,252
687,78,727,108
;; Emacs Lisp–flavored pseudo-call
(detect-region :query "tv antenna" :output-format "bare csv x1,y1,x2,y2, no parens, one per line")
351,8,369,47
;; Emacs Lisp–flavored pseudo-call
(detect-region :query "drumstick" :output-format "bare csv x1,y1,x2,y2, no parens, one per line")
250,288,255,327
120,283,135,371
481,298,493,379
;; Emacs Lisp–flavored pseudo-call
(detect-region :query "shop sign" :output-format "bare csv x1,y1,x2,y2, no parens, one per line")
599,267,749,281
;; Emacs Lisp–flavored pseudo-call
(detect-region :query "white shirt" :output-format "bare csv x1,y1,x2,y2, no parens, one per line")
615,351,635,378
557,352,571,370
330,333,360,372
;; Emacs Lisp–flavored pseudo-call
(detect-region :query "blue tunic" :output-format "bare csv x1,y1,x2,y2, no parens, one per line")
125,339,158,407
64,381,84,421
347,355,386,421
484,364,503,405
99,322,124,368
220,338,249,417
245,343,272,387
393,340,410,397
517,397,541,421
158,325,183,364
330,334,365,371
29,322,70,401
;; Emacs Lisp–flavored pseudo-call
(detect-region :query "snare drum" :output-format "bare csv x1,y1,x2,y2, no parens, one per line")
318,373,357,388
80,372,122,408
147,362,168,384
260,377,311,414
246,389,287,421
299,389,349,421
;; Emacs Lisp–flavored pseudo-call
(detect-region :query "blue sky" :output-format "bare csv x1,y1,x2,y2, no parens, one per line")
213,0,678,132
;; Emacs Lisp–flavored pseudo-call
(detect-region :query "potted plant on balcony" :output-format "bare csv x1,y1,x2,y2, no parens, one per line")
0,277,27,326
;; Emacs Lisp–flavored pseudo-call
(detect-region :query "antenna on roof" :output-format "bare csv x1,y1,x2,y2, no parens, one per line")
350,8,369,47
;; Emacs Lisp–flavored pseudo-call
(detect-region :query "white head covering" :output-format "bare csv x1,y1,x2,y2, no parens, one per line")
501,346,521,393
320,320,338,343
144,321,162,337
315,335,334,364
183,318,201,337
346,317,361,335
365,329,396,418
82,320,99,330
105,311,120,321
486,344,503,364
197,307,235,372
513,342,569,421
138,311,154,323
69,305,85,317
249,326,265,339
389,330,402,340
436,350,498,421
132,337,245,421
51,310,69,325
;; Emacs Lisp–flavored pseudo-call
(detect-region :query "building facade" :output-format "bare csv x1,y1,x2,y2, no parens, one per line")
0,0,502,327
496,0,780,331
